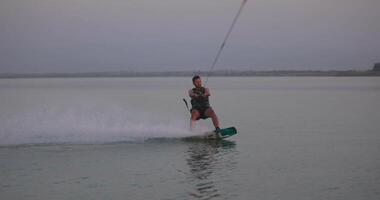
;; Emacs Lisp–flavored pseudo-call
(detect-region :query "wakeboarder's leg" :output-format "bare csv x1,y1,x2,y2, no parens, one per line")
190,110,200,131
206,108,220,131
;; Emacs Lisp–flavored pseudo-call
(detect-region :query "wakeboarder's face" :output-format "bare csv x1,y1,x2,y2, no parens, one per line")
193,78,202,88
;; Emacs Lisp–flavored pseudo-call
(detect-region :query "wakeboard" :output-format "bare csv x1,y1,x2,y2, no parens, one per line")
186,127,237,140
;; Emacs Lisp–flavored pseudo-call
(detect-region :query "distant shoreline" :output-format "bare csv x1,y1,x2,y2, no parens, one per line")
0,70,379,79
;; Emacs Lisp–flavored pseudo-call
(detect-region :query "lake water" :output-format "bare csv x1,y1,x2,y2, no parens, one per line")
0,77,379,199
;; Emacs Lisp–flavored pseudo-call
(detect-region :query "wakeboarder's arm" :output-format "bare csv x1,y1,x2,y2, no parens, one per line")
204,88,211,97
189,88,210,98
189,89,198,98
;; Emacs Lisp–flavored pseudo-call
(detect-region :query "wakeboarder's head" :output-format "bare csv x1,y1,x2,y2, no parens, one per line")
192,75,202,88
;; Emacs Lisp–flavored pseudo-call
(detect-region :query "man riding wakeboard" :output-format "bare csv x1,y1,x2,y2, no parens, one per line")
188,75,220,132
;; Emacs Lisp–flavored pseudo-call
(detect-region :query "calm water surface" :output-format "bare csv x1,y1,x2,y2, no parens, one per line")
0,77,379,199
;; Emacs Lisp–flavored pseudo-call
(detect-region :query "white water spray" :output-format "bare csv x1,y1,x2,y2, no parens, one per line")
0,103,199,146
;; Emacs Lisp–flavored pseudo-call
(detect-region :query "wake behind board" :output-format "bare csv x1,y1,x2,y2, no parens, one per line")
185,127,237,140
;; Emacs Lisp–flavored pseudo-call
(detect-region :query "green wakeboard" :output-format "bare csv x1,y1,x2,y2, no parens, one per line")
186,127,237,140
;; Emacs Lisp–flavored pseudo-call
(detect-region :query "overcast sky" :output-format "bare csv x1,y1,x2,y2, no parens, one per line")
1,0,379,73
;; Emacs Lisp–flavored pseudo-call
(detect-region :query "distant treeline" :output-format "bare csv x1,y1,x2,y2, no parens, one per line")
1,70,379,79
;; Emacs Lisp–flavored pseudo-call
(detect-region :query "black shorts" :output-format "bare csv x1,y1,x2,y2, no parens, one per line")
191,107,212,120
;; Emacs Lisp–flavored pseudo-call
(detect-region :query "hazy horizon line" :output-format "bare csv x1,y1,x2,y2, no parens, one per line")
1,69,379,79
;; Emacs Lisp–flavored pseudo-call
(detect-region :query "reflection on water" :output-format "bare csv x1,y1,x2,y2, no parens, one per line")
185,140,237,200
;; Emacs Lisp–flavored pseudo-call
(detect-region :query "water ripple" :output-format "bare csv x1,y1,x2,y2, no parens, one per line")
184,140,238,199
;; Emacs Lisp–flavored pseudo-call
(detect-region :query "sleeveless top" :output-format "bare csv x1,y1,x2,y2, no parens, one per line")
190,87,210,109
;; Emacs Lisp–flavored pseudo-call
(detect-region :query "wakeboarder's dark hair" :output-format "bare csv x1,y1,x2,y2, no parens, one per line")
192,75,201,83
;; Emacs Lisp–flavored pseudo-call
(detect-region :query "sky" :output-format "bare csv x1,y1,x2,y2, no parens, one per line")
1,0,379,73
